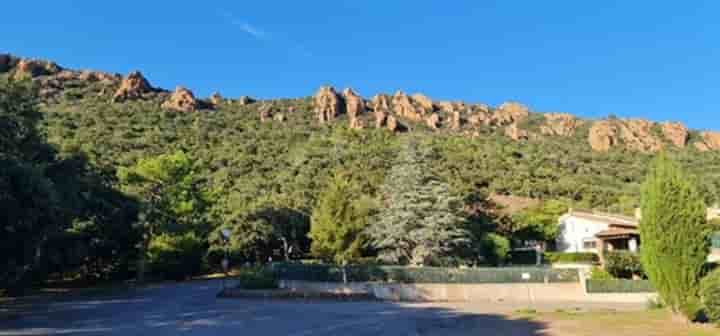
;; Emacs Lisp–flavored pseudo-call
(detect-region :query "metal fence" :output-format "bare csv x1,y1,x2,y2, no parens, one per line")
271,263,579,284
585,279,655,293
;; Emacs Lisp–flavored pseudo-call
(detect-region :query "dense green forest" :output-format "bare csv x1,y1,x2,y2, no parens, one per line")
3,63,720,292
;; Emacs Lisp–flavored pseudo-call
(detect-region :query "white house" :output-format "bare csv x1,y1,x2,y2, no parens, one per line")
557,208,720,261
556,209,639,254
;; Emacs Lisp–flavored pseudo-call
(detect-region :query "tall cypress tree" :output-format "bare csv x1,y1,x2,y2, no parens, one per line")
368,139,470,266
640,154,711,317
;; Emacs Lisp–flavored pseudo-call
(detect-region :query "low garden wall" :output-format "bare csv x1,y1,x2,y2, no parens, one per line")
585,279,655,293
271,263,580,284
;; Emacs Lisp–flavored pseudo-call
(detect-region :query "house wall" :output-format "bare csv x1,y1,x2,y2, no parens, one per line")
556,215,608,253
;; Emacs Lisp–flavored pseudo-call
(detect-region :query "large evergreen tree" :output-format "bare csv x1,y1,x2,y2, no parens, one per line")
368,140,470,266
640,154,711,318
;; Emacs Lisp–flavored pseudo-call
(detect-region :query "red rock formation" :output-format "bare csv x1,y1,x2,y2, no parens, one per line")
695,132,720,151
210,92,224,106
505,123,528,141
411,93,434,112
493,102,529,125
661,122,688,148
386,115,399,132
343,88,365,117
314,86,342,124
589,120,619,152
540,113,580,137
161,86,198,112
13,59,61,79
617,119,662,152
392,91,424,121
371,94,391,128
426,113,440,130
113,71,153,102
238,96,254,105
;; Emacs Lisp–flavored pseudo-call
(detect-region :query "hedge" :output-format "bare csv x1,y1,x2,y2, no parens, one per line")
543,252,599,264
585,279,655,293
271,263,579,284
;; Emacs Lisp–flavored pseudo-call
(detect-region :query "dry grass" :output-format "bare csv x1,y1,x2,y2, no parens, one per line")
517,309,719,336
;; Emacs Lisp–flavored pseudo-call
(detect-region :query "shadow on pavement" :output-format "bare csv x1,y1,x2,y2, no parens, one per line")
0,280,550,335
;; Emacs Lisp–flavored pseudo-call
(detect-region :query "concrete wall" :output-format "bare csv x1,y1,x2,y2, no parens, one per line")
278,280,654,303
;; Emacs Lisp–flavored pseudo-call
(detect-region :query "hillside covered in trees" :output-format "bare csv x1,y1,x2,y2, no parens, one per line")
3,54,720,290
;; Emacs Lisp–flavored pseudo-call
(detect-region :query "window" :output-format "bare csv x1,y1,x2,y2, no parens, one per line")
582,240,597,249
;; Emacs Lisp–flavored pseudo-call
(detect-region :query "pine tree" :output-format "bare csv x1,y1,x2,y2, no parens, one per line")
640,154,711,318
308,173,369,265
368,140,470,266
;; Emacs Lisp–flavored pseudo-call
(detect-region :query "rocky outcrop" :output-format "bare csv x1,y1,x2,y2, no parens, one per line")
238,96,254,105
210,92,224,106
392,91,426,121
426,113,440,130
342,88,365,118
13,59,61,79
349,117,365,130
77,70,119,83
451,110,461,130
259,104,272,122
112,71,153,102
161,86,198,112
412,94,434,112
661,122,688,148
540,113,580,137
386,115,399,132
505,123,528,141
695,132,720,151
371,94,391,128
314,86,342,124
494,102,529,125
618,119,662,152
588,119,663,152
589,120,619,152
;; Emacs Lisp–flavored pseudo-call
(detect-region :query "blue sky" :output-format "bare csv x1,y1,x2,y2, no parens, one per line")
3,1,719,129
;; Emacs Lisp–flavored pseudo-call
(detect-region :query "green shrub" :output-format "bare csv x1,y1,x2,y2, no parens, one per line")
480,233,510,266
236,268,278,290
585,279,655,293
271,263,579,283
679,297,703,322
148,232,205,280
589,266,613,280
700,268,720,323
645,296,665,310
543,252,598,264
604,251,645,279
508,250,538,265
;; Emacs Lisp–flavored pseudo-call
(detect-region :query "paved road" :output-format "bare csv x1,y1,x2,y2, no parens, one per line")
0,280,642,336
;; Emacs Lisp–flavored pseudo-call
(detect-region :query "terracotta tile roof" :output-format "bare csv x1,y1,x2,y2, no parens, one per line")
595,228,639,238
566,210,639,228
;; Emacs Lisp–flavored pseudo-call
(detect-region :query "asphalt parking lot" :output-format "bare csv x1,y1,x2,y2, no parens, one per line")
0,279,643,336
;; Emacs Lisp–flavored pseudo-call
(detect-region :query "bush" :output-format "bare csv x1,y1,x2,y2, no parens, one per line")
585,279,655,293
700,269,720,323
604,251,645,279
589,266,613,280
543,252,598,264
479,233,510,266
679,297,703,323
236,268,278,290
508,250,538,265
271,263,579,283
148,232,206,280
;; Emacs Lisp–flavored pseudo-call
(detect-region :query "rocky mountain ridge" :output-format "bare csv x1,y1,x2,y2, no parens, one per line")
2,53,718,153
